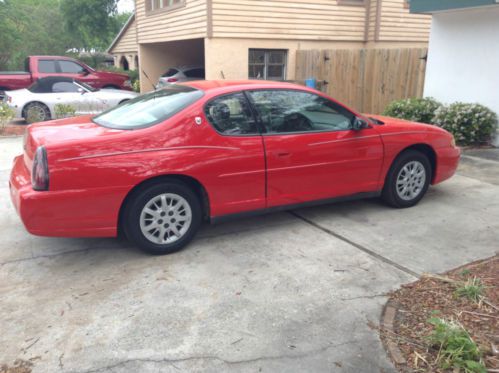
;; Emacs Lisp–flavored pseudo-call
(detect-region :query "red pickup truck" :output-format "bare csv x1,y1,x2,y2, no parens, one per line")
0,56,132,93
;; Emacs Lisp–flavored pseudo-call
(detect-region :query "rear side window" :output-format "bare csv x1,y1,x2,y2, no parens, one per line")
38,60,57,73
162,68,179,77
205,93,259,135
93,86,204,129
184,68,205,78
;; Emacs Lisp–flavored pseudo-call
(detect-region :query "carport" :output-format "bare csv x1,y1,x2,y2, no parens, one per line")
138,38,205,92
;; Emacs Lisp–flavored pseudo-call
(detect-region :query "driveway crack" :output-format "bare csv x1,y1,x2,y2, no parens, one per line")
74,340,358,373
289,211,420,278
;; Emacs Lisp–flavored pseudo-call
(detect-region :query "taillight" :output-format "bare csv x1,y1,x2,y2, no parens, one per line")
32,146,49,191
167,78,178,83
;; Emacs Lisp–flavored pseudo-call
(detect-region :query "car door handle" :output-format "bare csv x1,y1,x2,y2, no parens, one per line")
275,152,291,158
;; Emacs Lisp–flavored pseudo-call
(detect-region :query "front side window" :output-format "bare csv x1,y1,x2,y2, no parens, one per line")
59,60,86,74
249,49,287,81
248,90,355,134
93,86,204,129
38,60,57,73
205,93,259,136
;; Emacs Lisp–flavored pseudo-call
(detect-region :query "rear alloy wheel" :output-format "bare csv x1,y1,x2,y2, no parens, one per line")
24,102,51,123
123,181,202,255
382,150,431,208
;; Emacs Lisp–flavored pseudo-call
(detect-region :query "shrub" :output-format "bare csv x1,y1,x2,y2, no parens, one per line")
0,102,15,129
382,97,442,124
54,104,76,119
132,79,140,93
433,103,498,146
427,317,486,373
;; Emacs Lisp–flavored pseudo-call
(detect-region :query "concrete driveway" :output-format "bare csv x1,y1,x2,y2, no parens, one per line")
1,136,498,373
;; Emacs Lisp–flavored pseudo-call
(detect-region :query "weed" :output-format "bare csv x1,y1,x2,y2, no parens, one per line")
455,277,485,303
427,317,486,373
460,269,471,278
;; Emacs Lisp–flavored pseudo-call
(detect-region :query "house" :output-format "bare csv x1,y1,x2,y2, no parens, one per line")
108,13,139,71
109,0,432,92
410,0,499,124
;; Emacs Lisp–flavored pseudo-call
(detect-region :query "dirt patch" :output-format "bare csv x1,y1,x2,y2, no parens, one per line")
381,256,498,372
0,121,27,137
0,360,32,373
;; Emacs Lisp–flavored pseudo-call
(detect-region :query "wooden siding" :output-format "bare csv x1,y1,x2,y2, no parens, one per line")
379,0,431,41
212,0,367,41
135,0,207,44
110,18,138,53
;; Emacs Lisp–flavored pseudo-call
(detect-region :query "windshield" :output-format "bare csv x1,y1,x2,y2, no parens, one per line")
76,80,98,92
93,86,204,129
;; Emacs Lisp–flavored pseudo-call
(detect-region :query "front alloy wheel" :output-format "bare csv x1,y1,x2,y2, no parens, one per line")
382,150,431,208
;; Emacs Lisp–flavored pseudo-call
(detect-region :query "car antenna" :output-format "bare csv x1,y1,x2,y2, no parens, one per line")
141,69,156,90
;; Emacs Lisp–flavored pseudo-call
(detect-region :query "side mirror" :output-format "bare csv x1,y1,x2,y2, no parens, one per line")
80,69,89,76
352,117,369,131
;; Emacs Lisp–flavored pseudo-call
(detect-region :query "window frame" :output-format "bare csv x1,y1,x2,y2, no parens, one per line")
145,0,186,15
246,88,358,136
203,91,263,137
248,49,288,81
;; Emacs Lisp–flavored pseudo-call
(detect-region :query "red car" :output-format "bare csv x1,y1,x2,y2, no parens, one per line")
0,56,132,93
9,81,460,254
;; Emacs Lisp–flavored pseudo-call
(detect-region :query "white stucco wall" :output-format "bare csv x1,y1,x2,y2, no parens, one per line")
424,6,499,144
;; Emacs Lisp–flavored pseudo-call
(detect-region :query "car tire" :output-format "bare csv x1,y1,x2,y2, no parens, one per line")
103,85,120,89
23,102,51,124
123,181,202,255
382,150,432,208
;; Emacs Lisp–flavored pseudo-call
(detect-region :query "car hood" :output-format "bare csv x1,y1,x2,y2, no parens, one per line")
366,114,450,136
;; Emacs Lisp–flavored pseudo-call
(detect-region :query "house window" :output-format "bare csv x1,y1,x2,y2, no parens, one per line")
249,49,287,81
337,0,365,6
145,0,185,13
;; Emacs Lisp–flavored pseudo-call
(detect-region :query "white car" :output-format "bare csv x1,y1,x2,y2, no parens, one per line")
4,76,138,123
156,66,205,88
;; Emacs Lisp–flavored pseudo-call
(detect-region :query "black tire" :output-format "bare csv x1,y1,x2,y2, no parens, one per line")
382,150,431,208
23,102,51,123
103,85,120,89
122,181,202,255
118,99,130,105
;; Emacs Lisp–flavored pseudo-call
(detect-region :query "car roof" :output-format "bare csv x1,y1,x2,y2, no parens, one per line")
181,80,303,92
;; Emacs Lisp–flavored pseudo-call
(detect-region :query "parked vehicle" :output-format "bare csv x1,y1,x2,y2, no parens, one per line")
4,77,138,123
9,81,461,255
156,66,205,88
0,56,132,95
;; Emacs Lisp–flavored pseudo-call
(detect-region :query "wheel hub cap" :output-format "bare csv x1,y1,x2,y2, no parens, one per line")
396,161,426,201
140,193,192,244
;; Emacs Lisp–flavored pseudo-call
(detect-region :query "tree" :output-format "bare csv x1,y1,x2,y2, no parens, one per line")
60,0,121,51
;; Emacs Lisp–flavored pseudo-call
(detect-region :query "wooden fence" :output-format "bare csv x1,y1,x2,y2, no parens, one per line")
295,48,428,114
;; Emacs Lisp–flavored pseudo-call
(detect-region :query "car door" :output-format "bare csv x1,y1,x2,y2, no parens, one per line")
51,81,96,115
202,92,266,216
247,89,384,208
57,60,100,86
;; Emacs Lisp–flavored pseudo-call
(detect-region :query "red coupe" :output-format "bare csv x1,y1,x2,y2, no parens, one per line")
9,81,461,254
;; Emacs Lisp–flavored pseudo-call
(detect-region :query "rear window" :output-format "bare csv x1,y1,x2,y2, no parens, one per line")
184,68,205,78
93,86,204,130
162,68,179,77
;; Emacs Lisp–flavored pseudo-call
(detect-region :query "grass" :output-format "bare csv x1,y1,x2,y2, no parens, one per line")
427,317,486,373
454,277,485,303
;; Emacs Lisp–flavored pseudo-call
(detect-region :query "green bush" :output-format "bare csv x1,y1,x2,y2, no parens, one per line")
433,103,498,146
0,102,15,129
54,104,76,119
383,97,442,124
